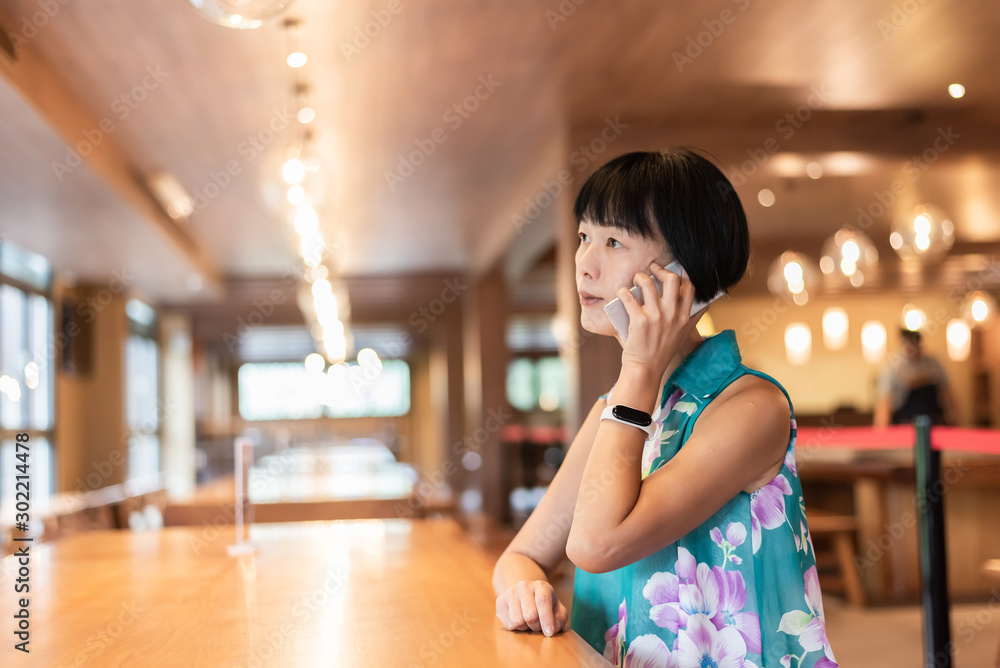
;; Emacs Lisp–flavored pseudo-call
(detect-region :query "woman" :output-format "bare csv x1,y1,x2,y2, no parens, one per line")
492,149,837,667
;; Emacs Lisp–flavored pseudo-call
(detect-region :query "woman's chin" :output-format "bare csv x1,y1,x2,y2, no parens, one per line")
580,314,618,339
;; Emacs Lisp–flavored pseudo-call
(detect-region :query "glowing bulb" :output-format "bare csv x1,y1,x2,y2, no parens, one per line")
903,306,927,331
915,234,931,251
357,348,382,373
311,278,332,298
297,107,316,124
889,232,903,249
287,185,305,204
806,162,823,179
841,240,860,263
758,189,775,207
304,353,326,374
822,308,849,350
972,299,989,322
294,206,318,234
229,14,243,24
947,319,971,361
784,323,812,365
783,261,803,283
840,258,857,276
286,51,308,68
24,362,39,390
282,158,305,185
948,83,965,99
819,256,834,274
861,321,887,363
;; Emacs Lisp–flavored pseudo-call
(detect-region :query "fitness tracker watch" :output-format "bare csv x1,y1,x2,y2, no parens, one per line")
600,404,657,438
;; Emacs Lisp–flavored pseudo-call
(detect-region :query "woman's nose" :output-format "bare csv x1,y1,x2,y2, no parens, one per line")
577,245,598,278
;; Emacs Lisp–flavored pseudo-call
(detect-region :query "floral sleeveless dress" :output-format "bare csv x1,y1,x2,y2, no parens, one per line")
571,330,838,668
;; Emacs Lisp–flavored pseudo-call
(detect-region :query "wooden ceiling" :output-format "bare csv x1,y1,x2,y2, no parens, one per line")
0,0,999,312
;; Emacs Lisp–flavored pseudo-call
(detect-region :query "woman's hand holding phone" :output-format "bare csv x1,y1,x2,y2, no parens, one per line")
614,262,708,380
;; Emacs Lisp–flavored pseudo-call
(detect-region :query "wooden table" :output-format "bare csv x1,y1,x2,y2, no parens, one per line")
0,518,608,667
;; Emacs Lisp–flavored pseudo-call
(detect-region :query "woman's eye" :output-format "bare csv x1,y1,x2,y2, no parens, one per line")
608,238,622,249
578,232,589,243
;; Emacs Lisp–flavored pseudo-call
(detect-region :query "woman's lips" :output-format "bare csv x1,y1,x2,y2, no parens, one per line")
579,292,604,306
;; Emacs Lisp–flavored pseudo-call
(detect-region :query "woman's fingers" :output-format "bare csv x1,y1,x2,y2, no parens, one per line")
534,585,557,636
555,599,568,632
518,586,543,632
495,581,565,635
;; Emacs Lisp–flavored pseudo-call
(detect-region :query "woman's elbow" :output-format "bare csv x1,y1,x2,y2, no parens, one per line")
566,531,617,574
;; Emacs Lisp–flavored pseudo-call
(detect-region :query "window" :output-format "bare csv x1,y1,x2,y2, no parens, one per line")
505,356,566,412
125,299,160,481
238,359,411,421
0,241,55,506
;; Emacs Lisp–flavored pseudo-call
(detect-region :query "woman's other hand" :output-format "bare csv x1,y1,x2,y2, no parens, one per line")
495,580,568,637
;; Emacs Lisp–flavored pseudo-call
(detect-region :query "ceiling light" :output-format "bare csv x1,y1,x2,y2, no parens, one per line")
186,0,297,29
948,83,965,99
861,321,887,363
286,51,307,68
946,320,971,361
784,323,812,365
961,290,998,328
820,228,878,286
757,189,775,207
822,308,849,350
147,171,194,220
902,304,927,331
889,203,954,262
297,106,315,124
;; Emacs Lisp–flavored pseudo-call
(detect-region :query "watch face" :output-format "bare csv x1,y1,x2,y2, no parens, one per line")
612,404,653,427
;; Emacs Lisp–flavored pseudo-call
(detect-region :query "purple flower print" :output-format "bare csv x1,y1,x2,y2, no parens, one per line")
643,545,760,655
643,548,718,632
711,568,762,655
675,613,747,668
710,522,747,566
623,634,678,668
777,566,838,666
750,474,793,553
605,598,628,666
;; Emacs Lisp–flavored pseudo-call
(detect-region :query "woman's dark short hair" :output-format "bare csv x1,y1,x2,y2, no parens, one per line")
573,148,750,303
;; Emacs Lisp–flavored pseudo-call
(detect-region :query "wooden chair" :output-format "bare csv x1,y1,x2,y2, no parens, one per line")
808,508,865,607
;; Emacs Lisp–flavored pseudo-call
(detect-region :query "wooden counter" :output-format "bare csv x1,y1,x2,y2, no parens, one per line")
0,518,608,667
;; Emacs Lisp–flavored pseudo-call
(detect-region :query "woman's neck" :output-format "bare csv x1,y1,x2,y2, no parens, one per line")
658,331,706,392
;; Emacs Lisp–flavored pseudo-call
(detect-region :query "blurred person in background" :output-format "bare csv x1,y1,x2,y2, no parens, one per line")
874,329,957,427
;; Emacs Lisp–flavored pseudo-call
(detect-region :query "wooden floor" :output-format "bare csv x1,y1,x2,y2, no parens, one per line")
468,514,1000,667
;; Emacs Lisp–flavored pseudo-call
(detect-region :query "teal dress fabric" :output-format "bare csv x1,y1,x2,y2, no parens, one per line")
571,330,838,668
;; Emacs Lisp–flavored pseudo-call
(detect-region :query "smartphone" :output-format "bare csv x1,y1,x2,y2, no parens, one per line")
603,260,722,341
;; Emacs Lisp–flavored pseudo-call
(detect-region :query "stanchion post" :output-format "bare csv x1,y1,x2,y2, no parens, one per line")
915,414,951,668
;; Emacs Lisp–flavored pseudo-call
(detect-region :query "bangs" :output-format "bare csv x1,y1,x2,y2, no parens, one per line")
572,154,659,241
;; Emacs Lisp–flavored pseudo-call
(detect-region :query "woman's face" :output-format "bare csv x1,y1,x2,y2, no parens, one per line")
575,218,673,337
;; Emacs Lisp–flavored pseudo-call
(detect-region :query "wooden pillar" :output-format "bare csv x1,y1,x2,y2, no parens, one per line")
441,303,467,501
56,287,128,491
464,267,510,523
